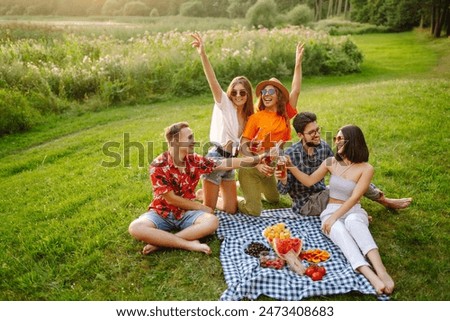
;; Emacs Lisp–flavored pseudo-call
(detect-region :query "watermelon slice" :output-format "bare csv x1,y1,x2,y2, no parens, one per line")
273,237,302,257
272,237,306,275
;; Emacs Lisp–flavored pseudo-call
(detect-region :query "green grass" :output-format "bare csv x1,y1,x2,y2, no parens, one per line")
0,30,449,301
304,32,438,87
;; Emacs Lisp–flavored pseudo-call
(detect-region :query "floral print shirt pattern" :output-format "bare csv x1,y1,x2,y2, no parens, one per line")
149,151,216,220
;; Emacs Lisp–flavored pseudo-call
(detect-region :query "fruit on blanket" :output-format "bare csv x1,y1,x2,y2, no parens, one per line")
273,237,302,256
300,248,330,263
305,266,316,277
311,271,323,281
272,237,305,275
316,265,326,276
263,223,291,243
260,251,285,270
264,259,284,269
245,242,270,257
305,264,326,281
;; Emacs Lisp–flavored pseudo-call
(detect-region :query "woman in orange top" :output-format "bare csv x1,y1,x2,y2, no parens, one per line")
238,43,304,215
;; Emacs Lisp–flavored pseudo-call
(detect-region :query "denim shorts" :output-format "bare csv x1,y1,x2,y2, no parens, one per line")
201,148,235,185
140,210,205,231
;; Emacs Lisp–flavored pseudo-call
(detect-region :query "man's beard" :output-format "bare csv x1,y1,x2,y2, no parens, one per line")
305,140,320,147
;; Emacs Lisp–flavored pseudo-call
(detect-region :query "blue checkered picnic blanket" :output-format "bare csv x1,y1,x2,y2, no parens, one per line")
216,208,389,301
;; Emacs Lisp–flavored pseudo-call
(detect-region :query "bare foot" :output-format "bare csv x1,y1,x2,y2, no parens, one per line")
188,240,212,254
378,271,395,294
142,243,159,255
374,282,386,295
367,276,386,295
143,240,211,255
377,193,412,210
196,189,204,202
358,266,386,295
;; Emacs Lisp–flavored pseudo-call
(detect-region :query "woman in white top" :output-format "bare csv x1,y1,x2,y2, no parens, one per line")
191,33,255,213
283,125,395,295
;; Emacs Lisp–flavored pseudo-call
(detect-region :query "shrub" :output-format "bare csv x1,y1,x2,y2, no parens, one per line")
149,8,159,17
302,42,326,75
227,0,253,18
123,1,150,16
59,67,100,101
287,4,314,27
246,0,279,29
329,40,362,74
179,1,206,17
0,89,41,136
101,0,123,16
26,91,61,114
313,18,391,35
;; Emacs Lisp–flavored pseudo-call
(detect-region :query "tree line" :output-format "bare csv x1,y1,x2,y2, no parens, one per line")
348,0,449,37
0,0,449,37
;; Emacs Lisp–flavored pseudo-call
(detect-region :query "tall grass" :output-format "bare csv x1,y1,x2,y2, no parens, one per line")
0,30,449,301
0,16,248,36
0,19,363,135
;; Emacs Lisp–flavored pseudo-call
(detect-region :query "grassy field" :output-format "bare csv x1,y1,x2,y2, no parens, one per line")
0,29,449,301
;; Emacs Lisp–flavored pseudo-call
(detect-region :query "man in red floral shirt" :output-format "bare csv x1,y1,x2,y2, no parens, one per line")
129,122,263,255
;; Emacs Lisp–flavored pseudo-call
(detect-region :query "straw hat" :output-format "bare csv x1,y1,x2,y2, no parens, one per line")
255,77,289,99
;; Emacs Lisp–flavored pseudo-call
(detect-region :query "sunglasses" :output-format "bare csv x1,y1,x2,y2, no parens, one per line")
261,88,277,96
333,136,347,143
230,90,247,97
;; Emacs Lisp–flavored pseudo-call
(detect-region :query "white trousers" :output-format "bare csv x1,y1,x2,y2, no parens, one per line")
320,203,378,270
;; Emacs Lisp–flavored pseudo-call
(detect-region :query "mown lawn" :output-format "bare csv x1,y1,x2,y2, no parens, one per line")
0,30,449,301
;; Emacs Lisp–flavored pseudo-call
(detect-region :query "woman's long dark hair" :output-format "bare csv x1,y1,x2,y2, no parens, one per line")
335,125,369,163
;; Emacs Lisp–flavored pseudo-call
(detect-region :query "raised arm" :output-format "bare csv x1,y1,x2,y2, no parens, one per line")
289,42,305,110
191,33,223,103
